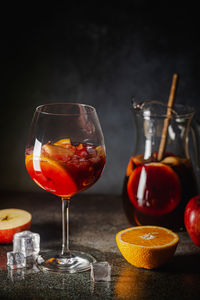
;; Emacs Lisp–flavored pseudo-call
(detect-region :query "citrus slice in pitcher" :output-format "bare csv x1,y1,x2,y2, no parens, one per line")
127,163,181,216
126,154,144,177
116,226,179,269
25,154,77,197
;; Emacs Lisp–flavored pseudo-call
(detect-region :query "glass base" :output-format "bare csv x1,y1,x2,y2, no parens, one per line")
37,250,96,273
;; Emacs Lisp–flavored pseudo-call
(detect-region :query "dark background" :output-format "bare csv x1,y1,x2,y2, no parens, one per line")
1,2,200,195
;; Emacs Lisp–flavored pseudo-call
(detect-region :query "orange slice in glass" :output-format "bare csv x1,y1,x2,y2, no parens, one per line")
96,146,106,159
53,138,71,146
116,226,179,269
25,154,77,197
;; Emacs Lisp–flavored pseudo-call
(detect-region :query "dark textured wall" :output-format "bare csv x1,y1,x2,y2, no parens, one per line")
2,3,200,194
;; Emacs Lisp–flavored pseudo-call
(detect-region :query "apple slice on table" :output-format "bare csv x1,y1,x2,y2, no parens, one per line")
0,209,32,244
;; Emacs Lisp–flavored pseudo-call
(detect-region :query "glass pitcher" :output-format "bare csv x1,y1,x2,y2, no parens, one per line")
123,100,199,230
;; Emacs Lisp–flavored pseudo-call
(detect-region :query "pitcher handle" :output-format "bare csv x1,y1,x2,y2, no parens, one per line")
189,119,200,171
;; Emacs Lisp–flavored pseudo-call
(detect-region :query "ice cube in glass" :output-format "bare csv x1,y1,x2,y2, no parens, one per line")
13,231,40,257
90,261,111,282
7,251,26,269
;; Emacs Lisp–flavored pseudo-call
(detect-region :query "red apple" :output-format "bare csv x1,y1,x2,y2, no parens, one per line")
0,209,32,244
184,195,200,246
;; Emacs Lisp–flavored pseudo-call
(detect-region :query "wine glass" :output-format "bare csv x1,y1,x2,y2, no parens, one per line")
25,103,106,273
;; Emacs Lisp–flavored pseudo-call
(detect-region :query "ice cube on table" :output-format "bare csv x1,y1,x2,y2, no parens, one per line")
13,231,40,257
7,252,26,269
90,262,111,282
7,268,25,282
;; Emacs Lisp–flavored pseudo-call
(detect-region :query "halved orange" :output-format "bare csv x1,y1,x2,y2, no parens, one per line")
25,154,77,197
116,226,179,269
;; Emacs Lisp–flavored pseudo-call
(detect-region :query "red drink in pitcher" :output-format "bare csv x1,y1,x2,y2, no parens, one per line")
123,152,198,228
123,101,199,229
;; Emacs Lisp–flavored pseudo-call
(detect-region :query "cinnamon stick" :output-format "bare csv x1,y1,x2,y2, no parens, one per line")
157,74,178,161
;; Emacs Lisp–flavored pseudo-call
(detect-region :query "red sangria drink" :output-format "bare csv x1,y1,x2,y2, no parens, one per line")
124,100,200,230
26,138,106,198
25,103,106,273
123,153,198,229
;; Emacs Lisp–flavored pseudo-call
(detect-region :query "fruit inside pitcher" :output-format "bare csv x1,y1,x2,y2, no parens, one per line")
123,152,198,228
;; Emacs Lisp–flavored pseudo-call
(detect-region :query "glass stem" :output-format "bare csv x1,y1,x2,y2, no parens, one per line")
61,197,71,256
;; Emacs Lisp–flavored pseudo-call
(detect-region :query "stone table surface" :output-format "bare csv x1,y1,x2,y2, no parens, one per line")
0,191,200,300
